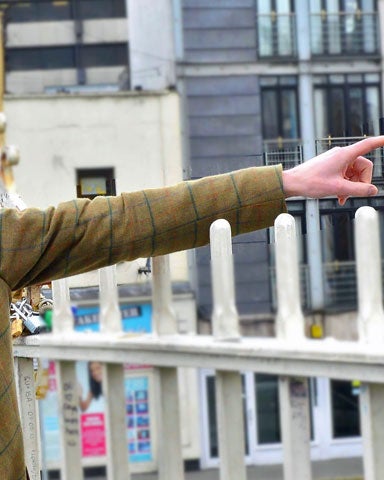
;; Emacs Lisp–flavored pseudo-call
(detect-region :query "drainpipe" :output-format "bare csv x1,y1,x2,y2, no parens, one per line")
296,1,325,312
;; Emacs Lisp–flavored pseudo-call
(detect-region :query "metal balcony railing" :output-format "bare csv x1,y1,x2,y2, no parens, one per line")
310,11,379,57
263,139,303,170
323,261,357,311
256,13,297,59
316,135,384,180
271,260,384,313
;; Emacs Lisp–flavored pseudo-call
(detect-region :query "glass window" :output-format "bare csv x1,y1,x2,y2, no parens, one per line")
255,374,281,444
80,44,128,68
281,90,298,138
331,380,360,438
76,168,115,199
256,0,296,58
348,87,364,136
6,47,75,71
260,77,299,140
321,211,354,262
261,90,280,139
6,43,128,71
5,0,126,22
314,89,328,138
313,74,381,138
310,0,378,55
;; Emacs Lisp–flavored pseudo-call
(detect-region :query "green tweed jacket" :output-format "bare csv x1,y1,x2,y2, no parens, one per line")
0,165,286,479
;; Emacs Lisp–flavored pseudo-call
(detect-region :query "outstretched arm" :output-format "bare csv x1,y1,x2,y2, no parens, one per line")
282,136,384,205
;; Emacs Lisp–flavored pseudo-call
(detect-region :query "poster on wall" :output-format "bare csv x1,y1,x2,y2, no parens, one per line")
40,303,153,466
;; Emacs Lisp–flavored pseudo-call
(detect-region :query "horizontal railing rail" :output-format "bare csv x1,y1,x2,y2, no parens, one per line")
13,206,384,479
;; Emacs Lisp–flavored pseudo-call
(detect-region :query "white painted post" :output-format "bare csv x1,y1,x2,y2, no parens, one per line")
152,256,184,480
99,266,121,333
355,206,384,480
55,360,83,479
210,219,246,480
52,279,83,479
99,266,131,480
52,279,73,335
14,357,40,480
274,213,312,480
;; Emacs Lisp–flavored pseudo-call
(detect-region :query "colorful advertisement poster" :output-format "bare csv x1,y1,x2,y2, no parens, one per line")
125,376,151,462
40,303,153,465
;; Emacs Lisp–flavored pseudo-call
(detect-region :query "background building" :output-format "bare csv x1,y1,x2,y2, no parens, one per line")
3,0,384,472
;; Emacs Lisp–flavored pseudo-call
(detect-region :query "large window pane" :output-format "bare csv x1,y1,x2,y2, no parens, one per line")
311,0,378,55
6,0,126,22
329,88,346,136
276,0,293,55
331,380,360,439
261,77,299,141
262,90,279,139
348,87,364,136
326,0,341,55
6,47,75,71
255,374,281,444
366,87,380,135
314,74,381,139
257,0,295,57
257,0,273,57
314,89,328,138
281,90,298,138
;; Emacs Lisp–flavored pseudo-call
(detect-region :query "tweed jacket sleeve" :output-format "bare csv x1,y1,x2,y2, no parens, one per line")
0,165,286,291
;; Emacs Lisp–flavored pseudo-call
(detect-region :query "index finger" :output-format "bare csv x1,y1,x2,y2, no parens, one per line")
345,135,384,157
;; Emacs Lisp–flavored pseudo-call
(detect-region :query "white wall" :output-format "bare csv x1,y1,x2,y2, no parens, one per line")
128,0,176,90
4,91,188,283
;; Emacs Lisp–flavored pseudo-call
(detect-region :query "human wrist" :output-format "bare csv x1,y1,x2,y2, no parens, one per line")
282,168,301,198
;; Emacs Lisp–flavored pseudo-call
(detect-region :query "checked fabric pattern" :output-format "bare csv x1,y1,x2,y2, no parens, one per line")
0,165,286,479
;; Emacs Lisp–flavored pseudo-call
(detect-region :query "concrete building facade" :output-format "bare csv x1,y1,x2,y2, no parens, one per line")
4,0,384,472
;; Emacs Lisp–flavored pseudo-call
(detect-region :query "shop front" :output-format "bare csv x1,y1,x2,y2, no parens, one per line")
199,371,362,467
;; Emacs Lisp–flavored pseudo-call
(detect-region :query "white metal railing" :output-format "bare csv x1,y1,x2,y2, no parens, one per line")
263,139,303,170
12,206,384,479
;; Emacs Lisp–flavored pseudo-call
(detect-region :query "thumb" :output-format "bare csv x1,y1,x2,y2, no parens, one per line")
340,180,378,198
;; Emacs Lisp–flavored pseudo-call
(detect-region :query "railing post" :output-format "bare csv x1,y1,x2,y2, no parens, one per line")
355,206,384,480
210,219,246,480
152,256,184,480
52,279,83,479
274,213,312,480
99,266,131,480
14,357,40,480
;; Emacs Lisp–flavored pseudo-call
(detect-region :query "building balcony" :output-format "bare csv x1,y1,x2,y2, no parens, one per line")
271,261,361,313
263,136,384,181
256,13,297,60
263,138,303,170
310,11,380,58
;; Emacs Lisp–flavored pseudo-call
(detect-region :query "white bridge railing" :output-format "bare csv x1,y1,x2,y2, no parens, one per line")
13,207,384,480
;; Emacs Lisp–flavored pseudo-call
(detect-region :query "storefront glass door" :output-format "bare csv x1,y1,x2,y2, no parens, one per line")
200,371,363,468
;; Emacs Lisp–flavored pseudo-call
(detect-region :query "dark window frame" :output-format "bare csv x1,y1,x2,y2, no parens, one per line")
260,76,300,140
4,0,127,23
6,43,128,71
314,73,382,137
76,167,116,200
